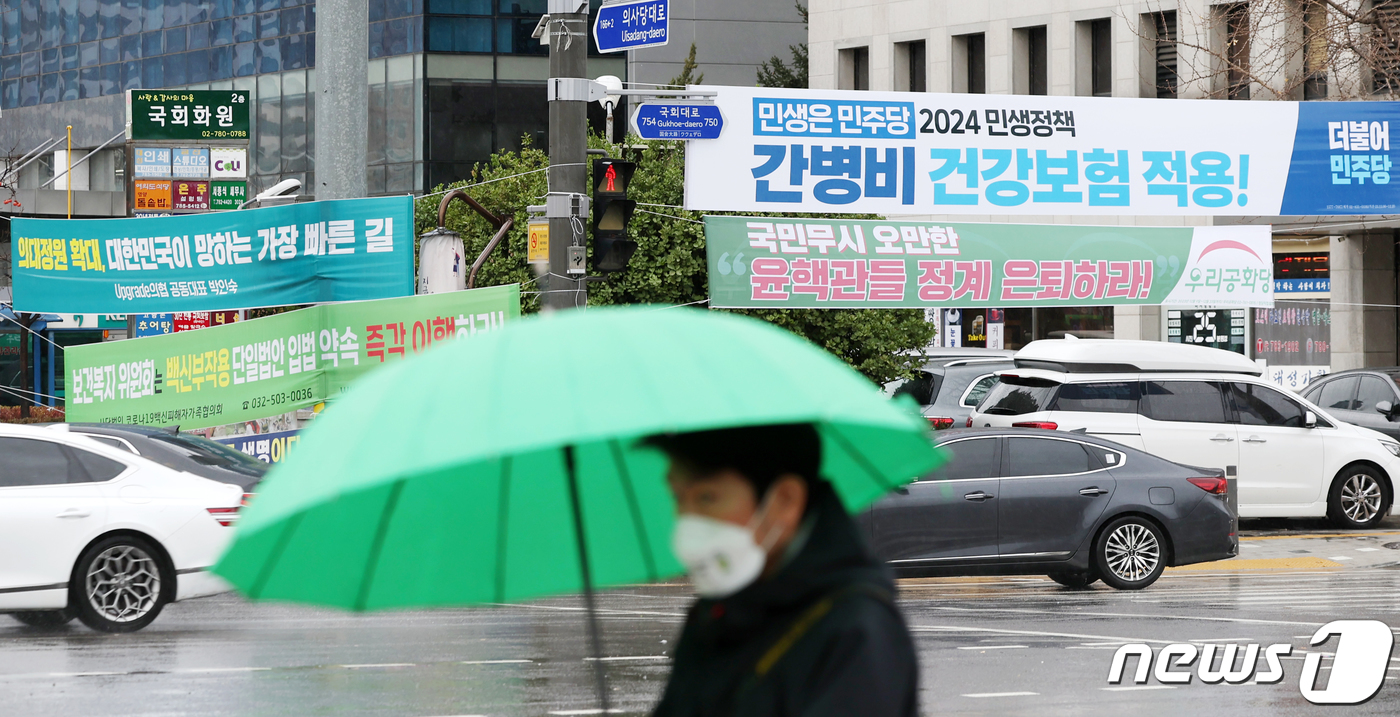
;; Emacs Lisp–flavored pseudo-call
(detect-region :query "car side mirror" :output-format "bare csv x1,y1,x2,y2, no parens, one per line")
1304,411,1318,429
1378,401,1395,418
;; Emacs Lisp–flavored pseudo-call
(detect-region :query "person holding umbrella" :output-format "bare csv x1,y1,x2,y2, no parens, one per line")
647,423,919,717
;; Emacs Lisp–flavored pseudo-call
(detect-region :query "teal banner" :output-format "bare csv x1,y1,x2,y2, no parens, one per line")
11,197,415,314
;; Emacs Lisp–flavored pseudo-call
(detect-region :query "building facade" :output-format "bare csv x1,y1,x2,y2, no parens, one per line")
809,0,1399,376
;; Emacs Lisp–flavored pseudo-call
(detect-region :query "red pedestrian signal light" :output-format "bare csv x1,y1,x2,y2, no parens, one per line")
592,159,638,272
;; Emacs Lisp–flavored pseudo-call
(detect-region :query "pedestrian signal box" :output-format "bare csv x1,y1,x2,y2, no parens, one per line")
591,158,637,272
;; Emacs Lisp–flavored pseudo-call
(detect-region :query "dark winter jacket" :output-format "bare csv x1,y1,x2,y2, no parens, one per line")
652,480,919,717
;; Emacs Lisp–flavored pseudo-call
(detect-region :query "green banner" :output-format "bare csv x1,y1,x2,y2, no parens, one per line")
64,285,521,430
127,90,251,141
705,216,1277,309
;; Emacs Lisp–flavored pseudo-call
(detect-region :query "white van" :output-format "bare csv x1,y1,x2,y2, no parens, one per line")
969,339,1400,528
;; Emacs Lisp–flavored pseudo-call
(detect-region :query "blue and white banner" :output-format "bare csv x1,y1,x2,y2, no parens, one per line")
684,86,1400,216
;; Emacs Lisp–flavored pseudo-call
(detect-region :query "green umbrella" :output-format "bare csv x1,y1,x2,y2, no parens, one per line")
214,305,942,711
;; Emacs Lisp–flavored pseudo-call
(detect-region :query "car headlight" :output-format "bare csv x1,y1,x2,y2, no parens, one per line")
1383,442,1400,457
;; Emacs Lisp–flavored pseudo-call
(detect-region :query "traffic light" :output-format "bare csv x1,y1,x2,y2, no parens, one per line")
591,158,637,272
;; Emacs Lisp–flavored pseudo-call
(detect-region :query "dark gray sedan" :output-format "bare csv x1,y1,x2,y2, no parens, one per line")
859,428,1238,590
1300,369,1400,441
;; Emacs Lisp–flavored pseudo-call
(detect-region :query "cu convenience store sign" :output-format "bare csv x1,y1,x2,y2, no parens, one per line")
684,86,1400,216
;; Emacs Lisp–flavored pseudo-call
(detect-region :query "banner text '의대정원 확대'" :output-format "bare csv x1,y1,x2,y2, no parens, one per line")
683,86,1400,216
10,196,415,314
62,285,522,431
705,216,1274,310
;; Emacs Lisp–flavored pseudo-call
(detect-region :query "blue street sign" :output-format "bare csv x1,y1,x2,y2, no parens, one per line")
632,103,724,140
593,0,669,54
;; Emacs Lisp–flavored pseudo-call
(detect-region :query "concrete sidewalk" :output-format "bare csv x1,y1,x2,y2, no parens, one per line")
1170,524,1400,572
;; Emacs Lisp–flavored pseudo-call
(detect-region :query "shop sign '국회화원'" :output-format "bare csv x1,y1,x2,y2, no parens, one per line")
63,285,521,431
705,217,1274,310
9,196,415,314
684,86,1400,216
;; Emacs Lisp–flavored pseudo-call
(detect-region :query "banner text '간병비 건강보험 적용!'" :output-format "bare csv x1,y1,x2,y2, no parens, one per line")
683,86,1400,216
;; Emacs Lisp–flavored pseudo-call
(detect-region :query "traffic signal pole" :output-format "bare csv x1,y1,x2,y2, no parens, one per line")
545,0,590,311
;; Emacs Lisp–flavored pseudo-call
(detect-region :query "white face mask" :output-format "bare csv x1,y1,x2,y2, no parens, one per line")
671,493,781,599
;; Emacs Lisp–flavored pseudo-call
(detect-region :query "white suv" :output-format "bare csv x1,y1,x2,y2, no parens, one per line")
969,339,1400,529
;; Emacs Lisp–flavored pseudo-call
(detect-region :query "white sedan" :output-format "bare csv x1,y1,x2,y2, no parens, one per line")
0,423,244,632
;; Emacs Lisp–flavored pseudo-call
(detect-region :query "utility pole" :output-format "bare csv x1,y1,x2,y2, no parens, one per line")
545,0,591,311
318,0,368,200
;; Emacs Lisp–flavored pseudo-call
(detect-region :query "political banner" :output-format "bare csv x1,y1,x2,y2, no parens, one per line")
705,216,1274,309
10,196,415,313
214,429,301,464
684,86,1400,216
63,284,521,430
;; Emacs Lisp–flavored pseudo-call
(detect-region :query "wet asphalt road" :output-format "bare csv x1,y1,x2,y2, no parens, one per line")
6,521,1400,717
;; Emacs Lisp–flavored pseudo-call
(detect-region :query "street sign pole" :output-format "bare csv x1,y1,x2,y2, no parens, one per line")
545,0,590,312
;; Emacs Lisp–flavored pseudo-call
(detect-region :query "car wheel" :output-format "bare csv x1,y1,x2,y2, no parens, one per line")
1328,466,1391,529
71,535,170,633
1094,517,1167,590
10,609,75,628
1047,571,1099,589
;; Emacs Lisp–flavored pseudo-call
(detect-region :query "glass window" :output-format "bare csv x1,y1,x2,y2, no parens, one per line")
100,61,119,94
1,79,18,110
20,75,38,106
188,1,210,25
78,0,98,41
0,437,73,487
189,22,210,50
42,47,59,73
256,73,282,174
78,65,99,97
233,15,255,43
282,69,307,170
122,59,139,89
427,16,492,52
926,437,998,482
1232,383,1306,428
1357,376,1397,413
1,55,17,79
1006,437,1093,477
59,68,77,100
210,44,232,79
163,0,185,29
1054,381,1141,414
40,72,59,103
99,1,122,38
100,36,119,63
141,0,164,32
962,376,999,407
281,33,305,69
120,33,139,61
234,0,256,16
256,37,279,72
141,30,162,57
163,51,186,85
978,377,1058,416
500,0,548,13
187,49,209,83
892,371,939,406
60,43,78,70
212,19,234,46
281,6,305,34
1310,376,1357,411
164,26,186,54
1142,381,1227,423
21,51,38,76
141,55,162,86
385,0,414,17
79,40,97,66
258,10,279,39
497,18,545,55
258,0,283,11
429,0,492,14
232,41,254,76
72,448,127,482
